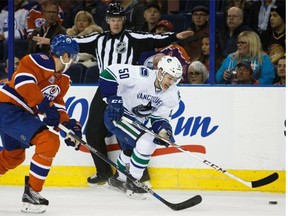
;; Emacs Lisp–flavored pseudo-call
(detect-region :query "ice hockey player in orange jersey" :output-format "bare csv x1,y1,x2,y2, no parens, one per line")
0,34,82,213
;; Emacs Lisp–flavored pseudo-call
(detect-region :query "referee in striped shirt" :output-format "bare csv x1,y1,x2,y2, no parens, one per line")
74,2,193,186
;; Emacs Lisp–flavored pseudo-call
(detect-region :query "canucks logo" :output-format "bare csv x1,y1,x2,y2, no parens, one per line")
116,42,126,54
140,67,149,77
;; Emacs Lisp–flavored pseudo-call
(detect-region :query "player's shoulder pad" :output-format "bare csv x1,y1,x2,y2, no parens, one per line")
30,53,55,71
164,86,181,108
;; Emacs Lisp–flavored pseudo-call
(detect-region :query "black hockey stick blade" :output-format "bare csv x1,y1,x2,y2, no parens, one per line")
164,195,202,211
251,172,279,188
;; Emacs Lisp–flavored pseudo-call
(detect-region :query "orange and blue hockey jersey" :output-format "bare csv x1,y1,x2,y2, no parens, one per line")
0,53,70,123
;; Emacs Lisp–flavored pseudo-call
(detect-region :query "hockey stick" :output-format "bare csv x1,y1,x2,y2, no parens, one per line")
58,124,202,211
121,116,279,188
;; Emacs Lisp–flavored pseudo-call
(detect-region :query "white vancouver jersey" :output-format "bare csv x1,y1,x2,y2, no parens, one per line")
100,64,181,122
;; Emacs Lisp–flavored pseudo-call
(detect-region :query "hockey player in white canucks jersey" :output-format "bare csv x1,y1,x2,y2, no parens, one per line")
99,56,182,199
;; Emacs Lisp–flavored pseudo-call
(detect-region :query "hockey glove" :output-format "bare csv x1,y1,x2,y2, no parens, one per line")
153,122,173,147
63,119,82,150
106,96,124,122
37,97,60,127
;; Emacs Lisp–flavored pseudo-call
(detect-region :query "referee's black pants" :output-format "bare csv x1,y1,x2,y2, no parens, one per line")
85,88,150,181
85,87,112,177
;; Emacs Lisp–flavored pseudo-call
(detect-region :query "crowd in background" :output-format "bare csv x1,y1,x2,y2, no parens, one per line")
0,0,286,85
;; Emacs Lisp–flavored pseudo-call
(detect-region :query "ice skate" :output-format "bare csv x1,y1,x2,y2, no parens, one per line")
21,176,49,213
125,175,147,200
87,172,112,187
140,168,151,188
107,173,127,193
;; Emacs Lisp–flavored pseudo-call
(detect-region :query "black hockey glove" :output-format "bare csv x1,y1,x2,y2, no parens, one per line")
63,119,82,150
153,122,173,147
106,96,124,122
37,97,60,127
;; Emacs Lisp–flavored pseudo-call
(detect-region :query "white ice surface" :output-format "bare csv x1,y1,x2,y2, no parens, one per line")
0,186,285,216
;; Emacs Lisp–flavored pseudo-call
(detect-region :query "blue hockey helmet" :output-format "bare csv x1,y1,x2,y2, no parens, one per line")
50,34,79,60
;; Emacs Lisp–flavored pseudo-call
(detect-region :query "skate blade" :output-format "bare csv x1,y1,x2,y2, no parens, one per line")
126,190,147,200
87,181,107,188
21,202,48,214
141,180,151,188
105,182,127,193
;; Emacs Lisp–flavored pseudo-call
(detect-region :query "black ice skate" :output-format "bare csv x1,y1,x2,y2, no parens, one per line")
21,176,49,213
125,174,148,200
140,168,151,187
107,173,127,193
87,172,112,187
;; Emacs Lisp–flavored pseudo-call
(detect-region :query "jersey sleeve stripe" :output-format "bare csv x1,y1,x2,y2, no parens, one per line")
0,86,34,114
14,73,37,89
54,102,66,111
100,68,117,82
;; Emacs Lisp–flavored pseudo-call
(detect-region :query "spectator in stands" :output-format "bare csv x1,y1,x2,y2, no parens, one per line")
216,31,275,84
225,0,252,24
234,60,258,84
197,34,209,70
66,10,103,36
81,0,110,28
0,57,20,84
274,57,285,85
101,0,146,31
0,0,34,40
27,0,66,55
60,0,86,29
140,2,161,32
218,6,251,58
143,0,168,14
0,0,36,60
179,5,209,61
261,0,285,65
66,10,103,83
247,0,276,36
138,19,190,82
197,34,223,73
154,19,173,33
27,0,64,40
186,60,208,84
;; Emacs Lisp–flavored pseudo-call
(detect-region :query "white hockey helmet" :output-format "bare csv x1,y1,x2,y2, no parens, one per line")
157,56,183,84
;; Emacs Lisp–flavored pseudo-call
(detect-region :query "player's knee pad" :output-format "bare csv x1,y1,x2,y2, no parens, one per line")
8,148,26,165
135,133,157,155
31,129,60,159
0,149,25,172
104,112,141,150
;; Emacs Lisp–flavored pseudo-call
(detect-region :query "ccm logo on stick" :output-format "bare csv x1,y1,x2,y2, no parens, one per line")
203,160,227,173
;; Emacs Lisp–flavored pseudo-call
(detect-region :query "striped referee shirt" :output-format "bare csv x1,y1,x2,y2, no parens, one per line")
73,30,178,71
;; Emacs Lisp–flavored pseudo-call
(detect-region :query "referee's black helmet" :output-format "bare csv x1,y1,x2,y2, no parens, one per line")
106,2,126,17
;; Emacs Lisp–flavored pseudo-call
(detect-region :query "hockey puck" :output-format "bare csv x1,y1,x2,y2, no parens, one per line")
269,201,277,205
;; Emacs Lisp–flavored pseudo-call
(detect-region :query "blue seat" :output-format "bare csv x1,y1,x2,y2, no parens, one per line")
83,65,99,84
1,39,29,61
185,0,209,12
159,14,187,33
65,64,86,84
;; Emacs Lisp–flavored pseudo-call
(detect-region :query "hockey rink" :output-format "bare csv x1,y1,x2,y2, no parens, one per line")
0,186,285,216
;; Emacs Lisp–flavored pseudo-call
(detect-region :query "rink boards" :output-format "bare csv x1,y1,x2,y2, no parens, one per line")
0,85,285,193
